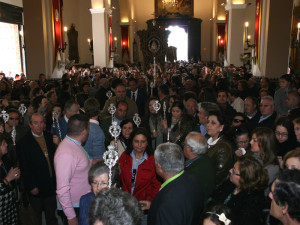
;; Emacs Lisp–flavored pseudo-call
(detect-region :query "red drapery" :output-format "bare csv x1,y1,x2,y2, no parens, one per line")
109,15,113,58
121,25,129,57
255,0,262,68
52,0,63,69
224,13,228,61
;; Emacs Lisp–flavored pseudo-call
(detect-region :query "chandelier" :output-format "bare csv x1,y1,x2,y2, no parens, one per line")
162,0,178,8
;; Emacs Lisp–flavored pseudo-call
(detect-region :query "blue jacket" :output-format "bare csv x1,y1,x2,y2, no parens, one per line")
79,192,95,225
84,121,106,159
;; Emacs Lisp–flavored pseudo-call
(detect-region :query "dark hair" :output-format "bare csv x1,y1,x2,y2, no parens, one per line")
280,74,292,83
274,116,296,142
116,100,128,109
252,127,278,166
183,91,197,102
208,110,226,126
238,155,269,193
228,89,239,97
32,95,46,110
158,84,169,96
171,100,184,112
234,125,250,141
204,204,234,225
84,98,100,118
64,99,78,112
32,87,43,97
46,90,56,100
126,127,153,156
232,112,248,125
0,133,7,158
67,114,89,136
273,169,300,223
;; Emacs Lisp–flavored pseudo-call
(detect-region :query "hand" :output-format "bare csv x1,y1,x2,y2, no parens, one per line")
139,200,151,210
6,167,21,182
53,135,60,145
235,149,243,157
30,188,39,196
68,217,78,225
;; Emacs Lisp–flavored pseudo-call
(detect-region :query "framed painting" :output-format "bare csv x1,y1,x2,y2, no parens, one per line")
155,0,194,18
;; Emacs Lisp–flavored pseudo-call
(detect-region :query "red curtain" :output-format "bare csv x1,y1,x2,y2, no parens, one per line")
52,0,63,69
224,13,228,60
109,16,113,58
121,25,129,57
255,0,262,68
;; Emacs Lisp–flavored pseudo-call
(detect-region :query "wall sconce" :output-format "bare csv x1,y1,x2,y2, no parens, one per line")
58,26,68,52
87,38,93,52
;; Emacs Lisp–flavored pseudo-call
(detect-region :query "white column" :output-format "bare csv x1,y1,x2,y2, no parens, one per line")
90,8,108,67
225,3,247,67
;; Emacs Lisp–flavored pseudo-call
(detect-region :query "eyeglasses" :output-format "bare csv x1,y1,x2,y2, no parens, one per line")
233,119,245,123
275,131,288,137
231,167,240,176
91,181,108,187
295,126,300,131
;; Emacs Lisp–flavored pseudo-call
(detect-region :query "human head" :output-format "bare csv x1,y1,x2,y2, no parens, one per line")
67,114,89,141
184,132,207,159
260,77,270,88
197,102,219,125
206,110,226,139
269,169,300,224
64,100,80,119
274,116,295,144
115,101,128,121
127,127,153,156
203,204,233,225
154,143,184,176
6,108,20,128
250,127,277,166
99,78,110,89
84,98,100,119
231,112,247,127
88,161,119,195
285,91,300,110
293,117,300,142
217,90,228,104
283,148,300,170
46,90,57,104
234,125,250,150
230,155,268,192
115,83,127,100
32,87,44,97
171,101,184,120
120,119,135,139
244,96,257,116
185,98,198,116
29,113,45,136
88,188,143,225
81,81,90,94
260,95,275,117
128,78,138,92
0,133,8,158
279,74,292,89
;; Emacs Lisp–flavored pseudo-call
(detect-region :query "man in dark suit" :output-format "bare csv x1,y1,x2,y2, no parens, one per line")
256,95,277,128
17,113,58,225
145,143,203,225
127,77,147,117
184,132,215,204
244,96,261,131
286,91,300,121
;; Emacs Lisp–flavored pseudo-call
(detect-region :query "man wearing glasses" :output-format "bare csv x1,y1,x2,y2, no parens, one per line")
256,95,277,128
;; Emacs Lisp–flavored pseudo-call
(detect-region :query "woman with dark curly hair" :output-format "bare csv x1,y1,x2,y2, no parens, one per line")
119,127,161,220
203,204,235,225
208,155,268,225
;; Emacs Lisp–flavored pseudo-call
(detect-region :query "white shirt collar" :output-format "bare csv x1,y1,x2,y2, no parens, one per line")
89,119,99,125
207,137,220,148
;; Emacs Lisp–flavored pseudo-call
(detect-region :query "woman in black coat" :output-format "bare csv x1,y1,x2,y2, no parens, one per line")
207,155,268,225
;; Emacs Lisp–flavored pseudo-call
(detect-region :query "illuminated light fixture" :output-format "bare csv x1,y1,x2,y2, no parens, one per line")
232,0,245,4
218,36,221,40
122,41,126,46
64,26,68,32
87,38,91,43
297,22,300,42
217,16,226,20
247,35,251,40
220,40,224,44
114,37,117,41
121,19,129,23
162,0,178,8
245,21,249,27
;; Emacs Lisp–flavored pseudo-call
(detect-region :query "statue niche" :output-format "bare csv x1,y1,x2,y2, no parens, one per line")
67,24,79,63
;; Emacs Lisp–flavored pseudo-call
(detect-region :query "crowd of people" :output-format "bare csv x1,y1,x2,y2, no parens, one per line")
0,61,300,225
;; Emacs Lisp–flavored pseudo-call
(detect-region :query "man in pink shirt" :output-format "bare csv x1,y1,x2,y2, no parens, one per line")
54,114,91,225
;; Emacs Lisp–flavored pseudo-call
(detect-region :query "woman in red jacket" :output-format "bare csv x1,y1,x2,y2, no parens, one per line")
119,127,161,210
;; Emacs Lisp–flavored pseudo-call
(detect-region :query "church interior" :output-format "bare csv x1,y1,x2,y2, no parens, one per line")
0,0,299,80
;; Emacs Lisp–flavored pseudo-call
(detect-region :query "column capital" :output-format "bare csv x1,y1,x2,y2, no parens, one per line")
90,8,105,14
